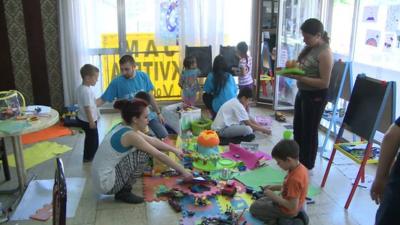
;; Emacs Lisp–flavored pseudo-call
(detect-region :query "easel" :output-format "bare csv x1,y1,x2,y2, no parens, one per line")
319,60,353,156
185,45,212,77
320,74,396,209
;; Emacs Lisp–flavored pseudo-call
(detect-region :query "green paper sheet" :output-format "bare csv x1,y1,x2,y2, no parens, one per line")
235,166,321,197
0,120,30,134
234,166,285,191
7,141,72,169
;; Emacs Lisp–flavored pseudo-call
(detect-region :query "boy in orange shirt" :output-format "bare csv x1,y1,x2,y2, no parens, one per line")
250,140,309,225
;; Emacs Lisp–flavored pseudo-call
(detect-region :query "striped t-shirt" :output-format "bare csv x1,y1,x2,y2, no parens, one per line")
238,55,253,86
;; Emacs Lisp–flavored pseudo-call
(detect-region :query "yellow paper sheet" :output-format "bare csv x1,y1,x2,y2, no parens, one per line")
7,141,72,169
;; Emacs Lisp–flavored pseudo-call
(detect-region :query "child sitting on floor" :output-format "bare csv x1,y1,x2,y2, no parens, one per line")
250,139,309,225
211,87,270,145
134,91,169,139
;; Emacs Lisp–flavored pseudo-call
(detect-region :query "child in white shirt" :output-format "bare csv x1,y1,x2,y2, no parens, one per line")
212,88,270,145
76,64,100,162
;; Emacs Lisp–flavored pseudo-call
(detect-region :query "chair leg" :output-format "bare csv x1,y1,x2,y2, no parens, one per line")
0,139,11,181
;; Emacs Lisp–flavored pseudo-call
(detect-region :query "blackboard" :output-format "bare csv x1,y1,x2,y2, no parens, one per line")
219,45,239,74
327,61,352,103
343,74,395,141
185,45,212,77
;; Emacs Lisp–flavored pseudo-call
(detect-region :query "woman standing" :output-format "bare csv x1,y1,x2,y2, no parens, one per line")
285,18,333,170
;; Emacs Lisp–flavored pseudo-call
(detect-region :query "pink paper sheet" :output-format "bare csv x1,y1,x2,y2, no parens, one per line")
221,144,263,169
254,151,272,160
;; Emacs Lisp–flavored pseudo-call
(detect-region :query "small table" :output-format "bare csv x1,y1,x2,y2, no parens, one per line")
0,108,59,193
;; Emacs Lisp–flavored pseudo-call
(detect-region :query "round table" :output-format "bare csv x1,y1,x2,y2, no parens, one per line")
0,108,59,193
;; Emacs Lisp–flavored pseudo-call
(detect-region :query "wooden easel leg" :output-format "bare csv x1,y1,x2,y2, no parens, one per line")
360,166,365,183
345,143,372,209
321,147,337,187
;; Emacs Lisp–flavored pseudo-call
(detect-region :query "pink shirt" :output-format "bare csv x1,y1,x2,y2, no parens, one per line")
238,55,253,86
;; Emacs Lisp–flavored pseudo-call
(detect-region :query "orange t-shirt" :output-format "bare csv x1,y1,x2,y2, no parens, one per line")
280,163,309,216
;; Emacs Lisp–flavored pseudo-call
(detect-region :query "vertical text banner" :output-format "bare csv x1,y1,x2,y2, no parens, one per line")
101,33,181,101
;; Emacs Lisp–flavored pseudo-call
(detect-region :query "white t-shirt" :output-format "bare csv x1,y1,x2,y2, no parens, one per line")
76,84,100,122
211,98,249,131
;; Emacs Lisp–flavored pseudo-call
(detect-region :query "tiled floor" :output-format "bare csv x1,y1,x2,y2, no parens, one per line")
0,106,379,225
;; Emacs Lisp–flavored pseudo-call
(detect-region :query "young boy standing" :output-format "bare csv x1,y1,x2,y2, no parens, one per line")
76,64,100,162
250,140,309,225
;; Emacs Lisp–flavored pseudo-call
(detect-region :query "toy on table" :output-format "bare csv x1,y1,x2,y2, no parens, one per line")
61,105,80,127
276,60,305,76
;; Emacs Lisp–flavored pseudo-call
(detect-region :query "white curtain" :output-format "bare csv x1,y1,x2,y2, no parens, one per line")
179,0,226,60
59,0,89,106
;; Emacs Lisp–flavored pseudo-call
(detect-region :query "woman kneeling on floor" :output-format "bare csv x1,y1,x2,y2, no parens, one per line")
92,99,193,204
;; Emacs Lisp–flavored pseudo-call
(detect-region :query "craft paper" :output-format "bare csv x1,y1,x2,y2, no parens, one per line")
221,144,263,169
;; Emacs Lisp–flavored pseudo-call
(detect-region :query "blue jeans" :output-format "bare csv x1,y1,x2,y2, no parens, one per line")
148,118,168,139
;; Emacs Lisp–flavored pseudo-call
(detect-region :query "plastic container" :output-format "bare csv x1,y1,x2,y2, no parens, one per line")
191,118,212,136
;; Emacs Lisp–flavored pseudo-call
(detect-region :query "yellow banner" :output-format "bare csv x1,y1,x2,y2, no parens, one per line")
101,33,181,100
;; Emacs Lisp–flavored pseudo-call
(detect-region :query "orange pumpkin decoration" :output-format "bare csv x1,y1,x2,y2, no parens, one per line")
197,130,220,147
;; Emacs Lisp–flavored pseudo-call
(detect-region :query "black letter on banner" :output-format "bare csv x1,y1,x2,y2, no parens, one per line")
156,88,162,97
145,40,158,57
154,61,159,81
171,61,179,80
142,62,152,75
160,61,170,81
128,40,139,57
112,62,119,79
163,84,173,97
164,46,174,56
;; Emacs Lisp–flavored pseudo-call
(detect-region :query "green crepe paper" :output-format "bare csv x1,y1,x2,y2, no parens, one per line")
276,68,305,75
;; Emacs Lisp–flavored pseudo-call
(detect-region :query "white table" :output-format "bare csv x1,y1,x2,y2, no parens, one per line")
0,108,59,193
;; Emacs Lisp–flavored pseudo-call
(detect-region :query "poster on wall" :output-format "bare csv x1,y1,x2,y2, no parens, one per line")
397,31,400,48
386,5,400,31
365,29,381,47
383,33,395,49
155,0,179,45
362,6,379,22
